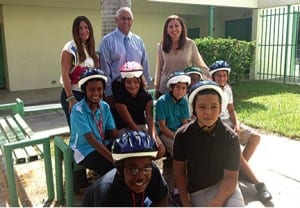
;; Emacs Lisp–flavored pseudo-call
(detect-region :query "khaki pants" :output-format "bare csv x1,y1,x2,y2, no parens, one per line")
190,183,245,207
160,134,174,157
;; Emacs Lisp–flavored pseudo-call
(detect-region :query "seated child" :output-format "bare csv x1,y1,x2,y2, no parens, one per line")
70,68,119,177
82,130,169,206
184,66,204,88
113,61,165,159
209,60,272,202
173,80,245,207
155,71,191,204
155,71,191,157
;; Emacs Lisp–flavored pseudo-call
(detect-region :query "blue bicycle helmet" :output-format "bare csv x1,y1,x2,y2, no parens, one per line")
166,71,191,88
188,80,224,106
78,68,107,90
209,60,231,76
112,130,158,162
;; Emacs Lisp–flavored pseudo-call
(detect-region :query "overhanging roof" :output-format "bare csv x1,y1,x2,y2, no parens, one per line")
147,0,258,8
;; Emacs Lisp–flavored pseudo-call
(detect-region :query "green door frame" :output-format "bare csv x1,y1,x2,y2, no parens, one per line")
0,25,6,88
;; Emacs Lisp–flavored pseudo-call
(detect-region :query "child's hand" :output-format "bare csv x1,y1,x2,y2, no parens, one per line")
234,124,240,134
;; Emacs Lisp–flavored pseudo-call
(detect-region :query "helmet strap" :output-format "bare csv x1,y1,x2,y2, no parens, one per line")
197,120,217,132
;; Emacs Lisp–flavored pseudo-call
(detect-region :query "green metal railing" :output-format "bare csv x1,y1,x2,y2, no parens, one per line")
257,5,300,84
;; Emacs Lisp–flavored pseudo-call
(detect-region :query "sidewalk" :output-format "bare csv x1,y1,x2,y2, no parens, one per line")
1,87,300,207
24,111,300,207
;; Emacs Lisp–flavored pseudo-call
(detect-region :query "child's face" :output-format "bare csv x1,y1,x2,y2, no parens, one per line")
213,70,228,87
124,77,140,97
193,94,221,128
85,80,104,105
190,74,201,87
123,157,152,193
171,82,188,100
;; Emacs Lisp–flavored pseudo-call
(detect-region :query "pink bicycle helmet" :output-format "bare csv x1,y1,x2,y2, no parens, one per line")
120,61,143,79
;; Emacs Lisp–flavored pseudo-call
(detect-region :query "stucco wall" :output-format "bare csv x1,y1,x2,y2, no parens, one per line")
1,0,252,91
2,4,101,91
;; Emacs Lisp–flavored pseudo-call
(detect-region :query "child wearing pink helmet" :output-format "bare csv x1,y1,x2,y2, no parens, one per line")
113,61,165,159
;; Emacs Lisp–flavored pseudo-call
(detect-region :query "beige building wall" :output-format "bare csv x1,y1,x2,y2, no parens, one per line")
0,0,255,91
2,4,101,91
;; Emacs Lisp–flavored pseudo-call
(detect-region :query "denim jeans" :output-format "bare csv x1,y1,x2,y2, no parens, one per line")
60,88,84,127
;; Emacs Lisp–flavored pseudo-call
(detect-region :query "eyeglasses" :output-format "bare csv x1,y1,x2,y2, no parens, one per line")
120,16,132,21
125,166,152,176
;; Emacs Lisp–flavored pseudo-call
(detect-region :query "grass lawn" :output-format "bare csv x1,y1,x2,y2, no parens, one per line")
232,80,300,140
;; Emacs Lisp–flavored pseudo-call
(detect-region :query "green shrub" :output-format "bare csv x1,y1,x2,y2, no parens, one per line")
194,37,255,84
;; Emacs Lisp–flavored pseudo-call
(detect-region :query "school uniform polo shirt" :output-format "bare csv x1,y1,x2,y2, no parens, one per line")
70,98,116,163
173,119,240,193
155,92,190,133
113,88,152,129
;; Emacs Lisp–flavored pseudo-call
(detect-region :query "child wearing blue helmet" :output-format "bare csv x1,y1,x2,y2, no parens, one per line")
210,60,272,202
173,80,244,207
81,130,168,206
70,68,119,178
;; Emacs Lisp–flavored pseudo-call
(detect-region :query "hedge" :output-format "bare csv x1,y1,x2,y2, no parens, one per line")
194,37,256,84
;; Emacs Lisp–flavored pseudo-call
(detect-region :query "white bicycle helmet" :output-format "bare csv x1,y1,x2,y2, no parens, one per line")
166,71,191,88
188,80,224,106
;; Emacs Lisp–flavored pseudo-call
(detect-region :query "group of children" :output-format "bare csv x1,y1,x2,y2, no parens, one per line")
69,59,272,206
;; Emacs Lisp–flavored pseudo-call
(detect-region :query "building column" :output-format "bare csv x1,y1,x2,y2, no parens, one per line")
208,6,214,37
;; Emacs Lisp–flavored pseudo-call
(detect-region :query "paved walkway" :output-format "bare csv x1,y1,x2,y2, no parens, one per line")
1,87,300,207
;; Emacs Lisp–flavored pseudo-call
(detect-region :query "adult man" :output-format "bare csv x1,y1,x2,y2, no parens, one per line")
98,7,152,105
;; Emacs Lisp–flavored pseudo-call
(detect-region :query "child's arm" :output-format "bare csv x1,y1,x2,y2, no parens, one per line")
145,100,166,159
208,169,239,206
114,102,140,131
84,132,114,164
158,120,175,139
173,160,192,206
227,103,240,133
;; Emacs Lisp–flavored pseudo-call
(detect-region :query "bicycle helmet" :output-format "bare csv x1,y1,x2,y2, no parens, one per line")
78,68,107,91
209,60,231,76
120,61,143,79
112,130,158,162
184,66,203,80
166,71,191,88
188,80,224,106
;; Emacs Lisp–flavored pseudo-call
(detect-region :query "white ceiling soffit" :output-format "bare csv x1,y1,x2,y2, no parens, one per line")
258,0,300,8
147,0,258,8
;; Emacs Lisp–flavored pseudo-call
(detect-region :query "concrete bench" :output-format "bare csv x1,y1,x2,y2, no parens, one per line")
0,101,54,206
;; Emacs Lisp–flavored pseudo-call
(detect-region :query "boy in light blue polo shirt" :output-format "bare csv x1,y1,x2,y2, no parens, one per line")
155,71,191,157
70,68,119,177
155,71,191,204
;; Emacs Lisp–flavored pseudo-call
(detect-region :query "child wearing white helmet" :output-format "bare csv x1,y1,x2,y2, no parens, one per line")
173,80,245,207
81,130,169,206
155,71,191,156
155,71,191,204
70,68,119,178
184,66,204,89
113,61,166,159
210,60,272,202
